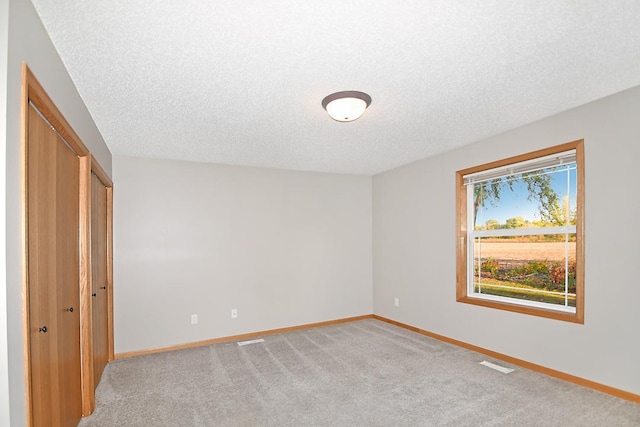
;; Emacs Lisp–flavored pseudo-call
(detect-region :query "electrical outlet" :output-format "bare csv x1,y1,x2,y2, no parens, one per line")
394,298,399,307
191,314,198,324
231,308,238,319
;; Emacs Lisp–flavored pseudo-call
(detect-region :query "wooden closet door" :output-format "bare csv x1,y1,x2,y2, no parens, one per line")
27,104,83,426
91,172,109,387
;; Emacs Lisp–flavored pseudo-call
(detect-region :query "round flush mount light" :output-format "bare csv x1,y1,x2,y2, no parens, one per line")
321,91,372,122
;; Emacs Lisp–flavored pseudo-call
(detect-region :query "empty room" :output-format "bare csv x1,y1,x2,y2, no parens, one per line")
2,0,640,425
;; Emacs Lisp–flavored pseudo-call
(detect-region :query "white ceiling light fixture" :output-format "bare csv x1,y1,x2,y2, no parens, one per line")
322,91,372,122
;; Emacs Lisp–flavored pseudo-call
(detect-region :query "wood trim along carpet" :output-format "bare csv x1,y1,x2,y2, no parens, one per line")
114,315,374,360
114,313,639,404
372,315,640,404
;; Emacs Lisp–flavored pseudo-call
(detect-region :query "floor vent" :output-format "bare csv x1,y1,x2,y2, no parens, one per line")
480,360,514,374
237,338,265,346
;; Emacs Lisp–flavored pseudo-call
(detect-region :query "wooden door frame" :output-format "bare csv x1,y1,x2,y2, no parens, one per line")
22,64,112,422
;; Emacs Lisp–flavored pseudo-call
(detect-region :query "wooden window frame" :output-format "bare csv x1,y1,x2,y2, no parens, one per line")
456,140,585,323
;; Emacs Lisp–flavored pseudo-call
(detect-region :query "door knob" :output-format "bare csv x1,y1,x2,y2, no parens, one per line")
67,307,74,312
39,326,47,333
100,286,106,290
92,293,97,297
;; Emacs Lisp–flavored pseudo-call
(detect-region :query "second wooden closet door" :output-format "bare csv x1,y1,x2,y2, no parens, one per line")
91,172,109,387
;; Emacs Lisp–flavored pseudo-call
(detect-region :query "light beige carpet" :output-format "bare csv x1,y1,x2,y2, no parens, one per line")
80,319,640,426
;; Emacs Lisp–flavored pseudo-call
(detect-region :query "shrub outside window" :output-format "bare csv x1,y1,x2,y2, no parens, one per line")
456,141,584,323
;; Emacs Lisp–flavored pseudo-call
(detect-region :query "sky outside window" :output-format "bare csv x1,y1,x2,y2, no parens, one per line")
476,165,577,227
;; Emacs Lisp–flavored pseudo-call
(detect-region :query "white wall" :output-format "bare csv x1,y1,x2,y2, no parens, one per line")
113,156,373,354
1,0,11,425
373,85,640,395
4,0,112,424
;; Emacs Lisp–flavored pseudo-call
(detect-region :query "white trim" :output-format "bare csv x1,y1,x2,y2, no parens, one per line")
468,292,577,314
467,186,477,293
465,163,577,312
471,226,575,238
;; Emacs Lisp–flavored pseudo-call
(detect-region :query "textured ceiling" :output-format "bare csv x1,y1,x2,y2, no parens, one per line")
31,1,640,175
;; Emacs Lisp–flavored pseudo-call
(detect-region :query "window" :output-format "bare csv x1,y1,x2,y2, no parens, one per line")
456,140,584,323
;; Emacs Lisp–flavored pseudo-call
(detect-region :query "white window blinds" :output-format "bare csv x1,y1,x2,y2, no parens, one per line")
464,150,576,185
